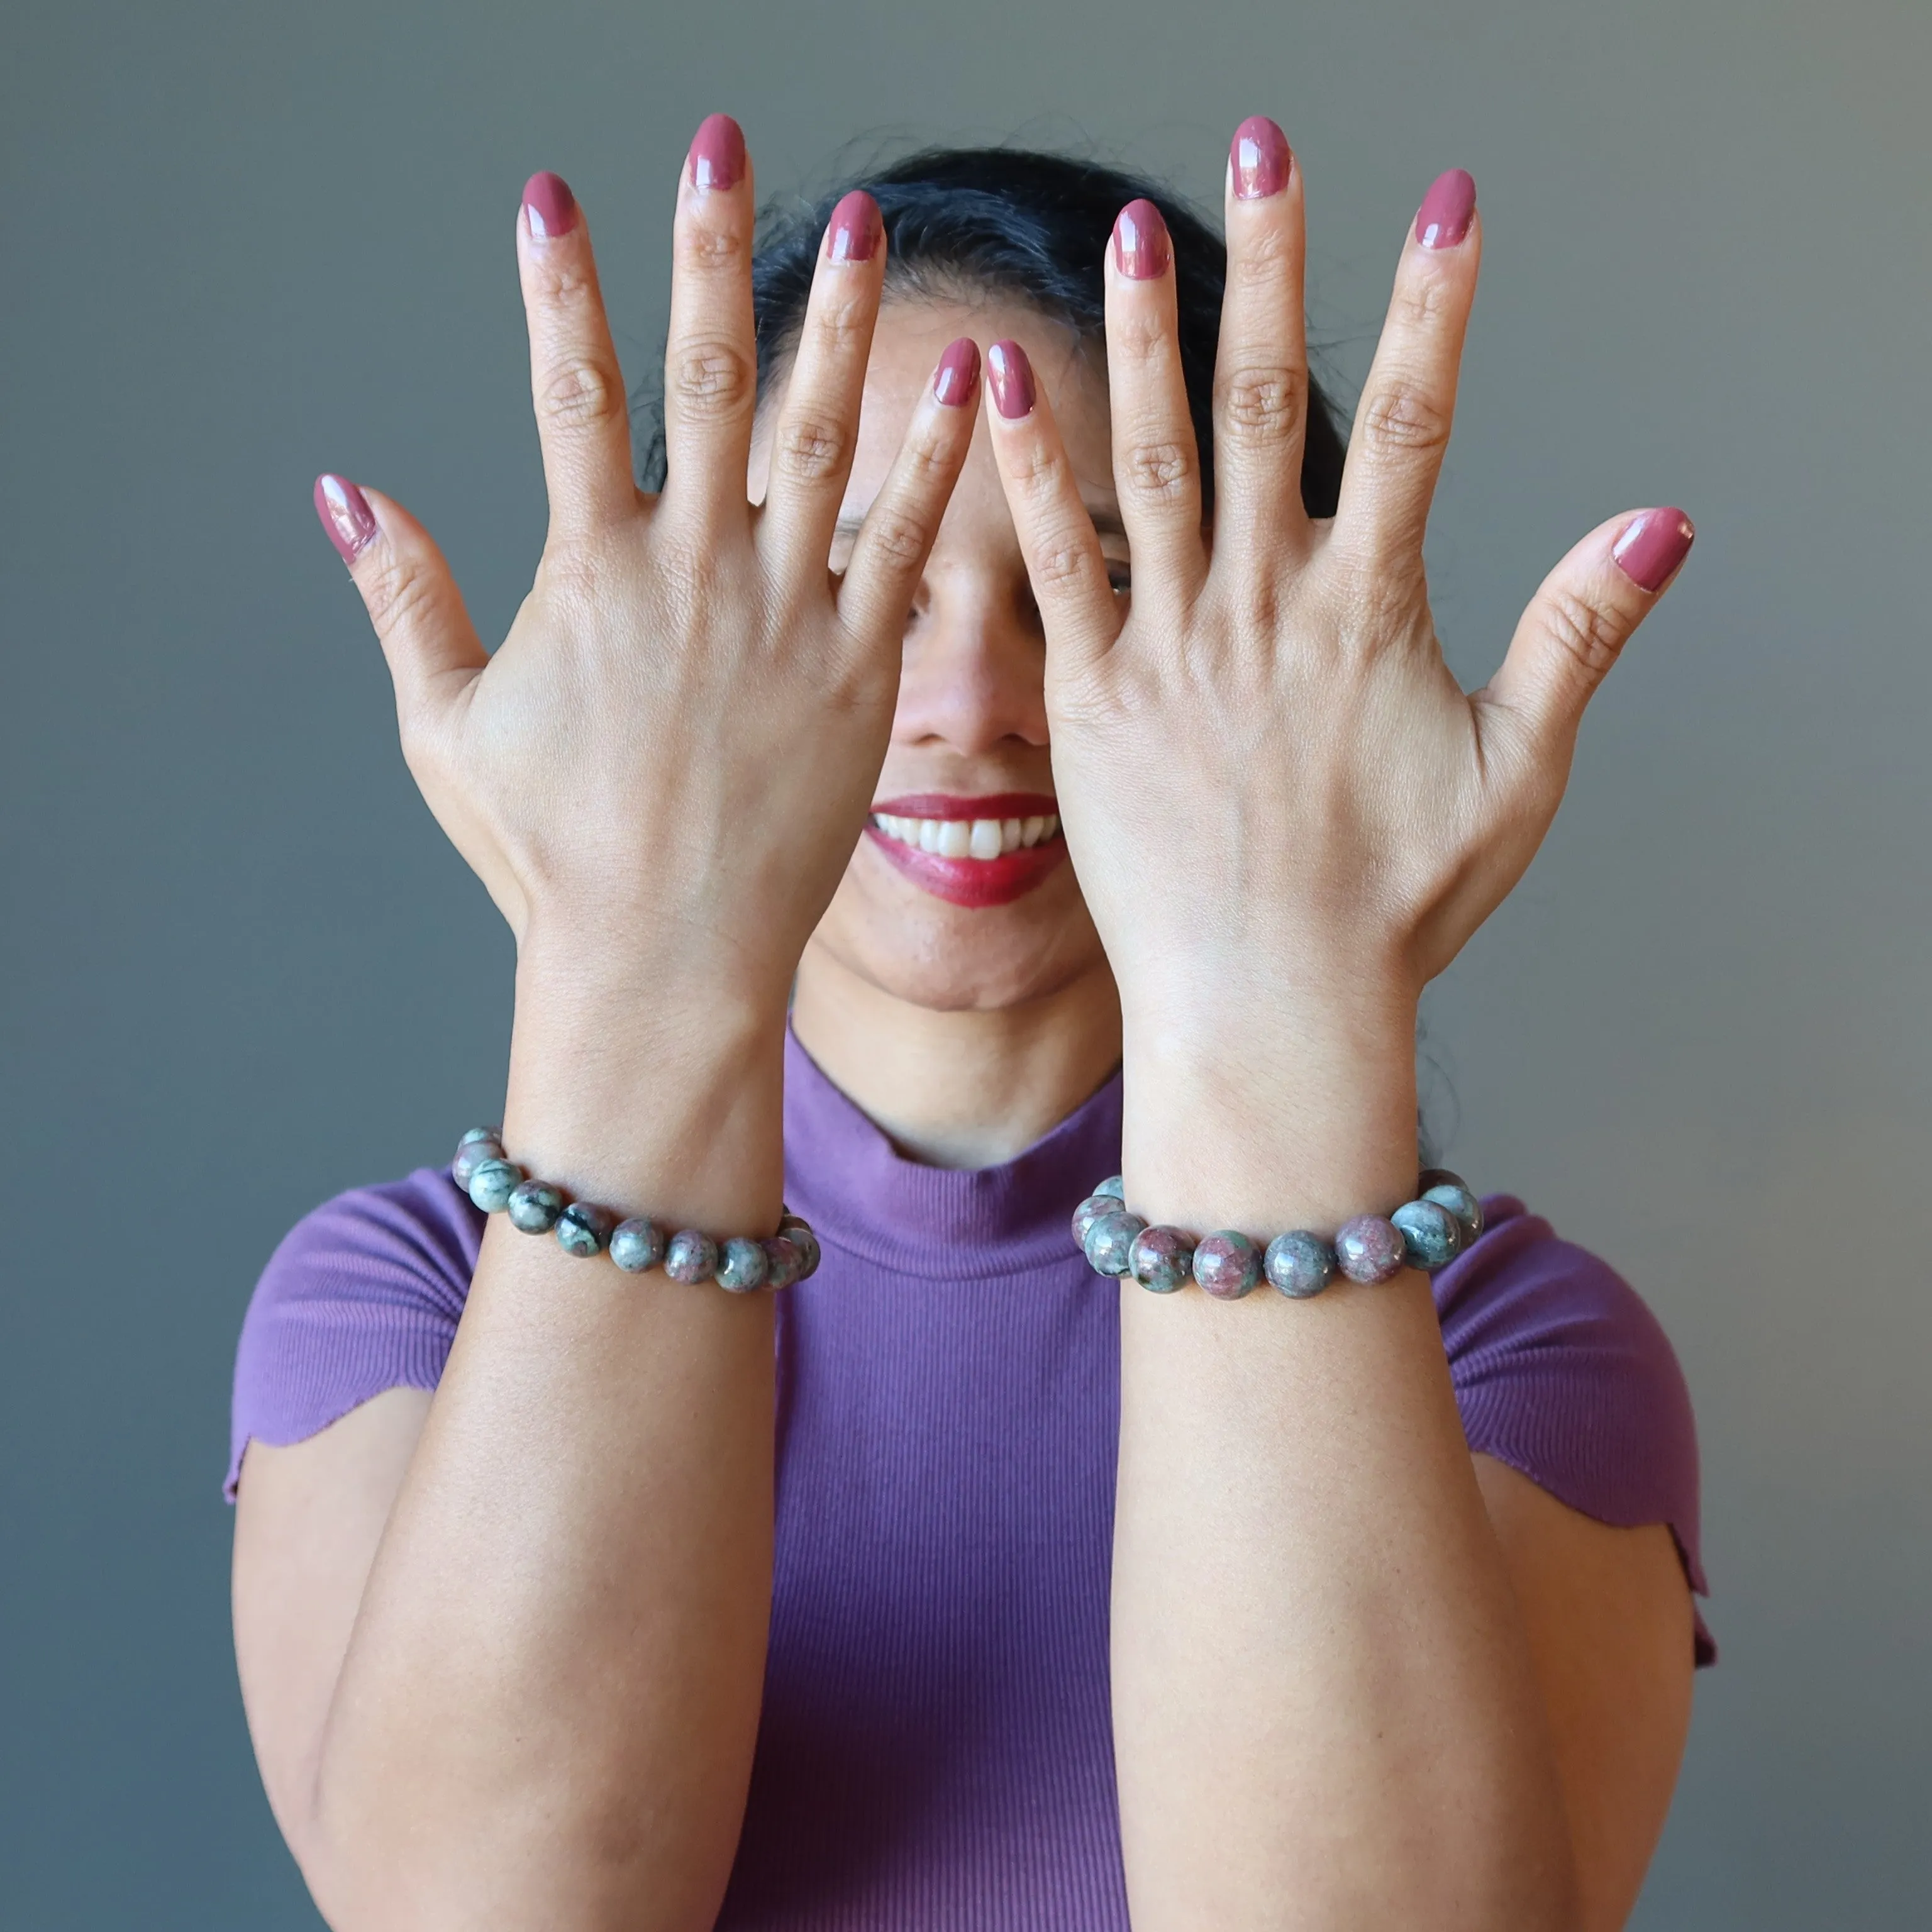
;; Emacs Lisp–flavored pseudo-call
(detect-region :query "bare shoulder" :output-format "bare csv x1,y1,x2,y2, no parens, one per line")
1474,1453,1694,1931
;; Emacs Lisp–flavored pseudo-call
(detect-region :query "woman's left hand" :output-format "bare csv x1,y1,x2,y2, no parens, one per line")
982,127,1691,1202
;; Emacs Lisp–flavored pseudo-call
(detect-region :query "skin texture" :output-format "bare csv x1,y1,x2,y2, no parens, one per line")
236,120,1696,1931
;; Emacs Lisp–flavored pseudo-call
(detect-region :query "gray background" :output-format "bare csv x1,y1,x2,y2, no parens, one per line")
4,0,1927,1923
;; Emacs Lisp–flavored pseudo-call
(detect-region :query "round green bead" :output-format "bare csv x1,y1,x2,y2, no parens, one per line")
1130,1224,1194,1294
1421,1181,1484,1248
555,1202,613,1257
1083,1209,1146,1277
506,1178,564,1233
665,1230,719,1285
716,1236,769,1294
1092,1175,1126,1202
761,1235,807,1291
778,1215,821,1280
1194,1231,1262,1299
609,1217,665,1274
1392,1197,1462,1272
1265,1230,1337,1299
467,1157,522,1214
452,1135,504,1191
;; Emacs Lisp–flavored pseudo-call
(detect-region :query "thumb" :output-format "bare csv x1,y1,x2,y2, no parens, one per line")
313,475,487,729
1478,506,1695,765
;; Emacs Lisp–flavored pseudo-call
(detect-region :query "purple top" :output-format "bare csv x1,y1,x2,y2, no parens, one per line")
231,1031,1710,1928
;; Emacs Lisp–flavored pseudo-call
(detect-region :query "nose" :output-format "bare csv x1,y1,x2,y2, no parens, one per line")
890,558,1050,756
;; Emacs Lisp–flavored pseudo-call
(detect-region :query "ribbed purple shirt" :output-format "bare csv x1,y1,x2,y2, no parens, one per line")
231,1031,1710,1928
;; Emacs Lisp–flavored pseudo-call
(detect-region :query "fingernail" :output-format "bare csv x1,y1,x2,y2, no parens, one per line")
314,474,377,564
1612,508,1696,592
1231,116,1292,200
689,113,745,192
1415,168,1477,249
933,338,980,408
521,171,579,242
1112,198,1172,280
986,340,1036,420
828,189,882,264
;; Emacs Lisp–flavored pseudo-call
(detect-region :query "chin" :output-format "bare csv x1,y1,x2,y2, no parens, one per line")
809,853,1109,1014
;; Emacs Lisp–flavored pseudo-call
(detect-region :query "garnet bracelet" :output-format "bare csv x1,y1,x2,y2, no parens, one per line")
452,1127,819,1292
1072,1169,1483,1299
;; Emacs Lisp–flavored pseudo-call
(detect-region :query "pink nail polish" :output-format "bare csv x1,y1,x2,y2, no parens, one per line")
933,338,980,408
828,189,881,264
1231,116,1292,200
1611,508,1696,592
1414,168,1477,249
987,340,1036,420
522,171,579,242
1112,198,1172,280
689,113,745,192
314,474,377,564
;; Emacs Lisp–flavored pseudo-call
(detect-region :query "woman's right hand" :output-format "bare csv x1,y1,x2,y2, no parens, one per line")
314,118,978,1026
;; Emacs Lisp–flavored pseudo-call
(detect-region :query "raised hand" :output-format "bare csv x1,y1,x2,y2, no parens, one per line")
982,127,1690,1214
315,120,979,1025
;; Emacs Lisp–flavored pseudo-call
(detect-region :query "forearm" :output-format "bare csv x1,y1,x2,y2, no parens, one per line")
309,936,786,1932
1111,974,1573,1930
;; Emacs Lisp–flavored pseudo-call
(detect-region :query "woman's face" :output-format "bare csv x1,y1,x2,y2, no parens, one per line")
750,297,1126,1015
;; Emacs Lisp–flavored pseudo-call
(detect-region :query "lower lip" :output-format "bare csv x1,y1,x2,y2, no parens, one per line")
863,825,1069,908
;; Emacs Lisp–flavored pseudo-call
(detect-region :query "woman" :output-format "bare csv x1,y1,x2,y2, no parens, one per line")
231,115,1707,1930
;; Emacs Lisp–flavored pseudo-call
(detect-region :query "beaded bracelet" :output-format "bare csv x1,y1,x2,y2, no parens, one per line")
1071,1168,1483,1300
452,1127,819,1293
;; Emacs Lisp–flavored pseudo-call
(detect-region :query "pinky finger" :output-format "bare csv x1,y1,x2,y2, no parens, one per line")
1478,506,1694,760
836,339,981,641
313,475,487,731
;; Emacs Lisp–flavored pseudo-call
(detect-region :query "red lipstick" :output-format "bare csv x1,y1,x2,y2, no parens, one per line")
865,792,1067,909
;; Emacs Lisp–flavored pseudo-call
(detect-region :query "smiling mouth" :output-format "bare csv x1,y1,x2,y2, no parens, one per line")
863,792,1068,908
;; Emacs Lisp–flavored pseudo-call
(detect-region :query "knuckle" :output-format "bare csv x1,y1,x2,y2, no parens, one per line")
1359,380,1451,460
773,412,849,486
678,216,750,274
1031,533,1098,592
858,506,929,573
1216,364,1305,445
670,339,755,421
360,552,439,641
536,355,623,435
1540,588,1628,682
1123,436,1196,502
1228,225,1293,286
808,291,872,358
1392,264,1457,332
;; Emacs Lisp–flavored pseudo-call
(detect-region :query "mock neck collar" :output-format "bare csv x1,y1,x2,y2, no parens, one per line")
781,1028,1123,1281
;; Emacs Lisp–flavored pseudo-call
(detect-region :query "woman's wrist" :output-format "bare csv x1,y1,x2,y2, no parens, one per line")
1118,969,1421,1234
500,926,792,1231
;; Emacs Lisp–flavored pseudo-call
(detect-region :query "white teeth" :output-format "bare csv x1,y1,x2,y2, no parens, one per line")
872,808,1060,858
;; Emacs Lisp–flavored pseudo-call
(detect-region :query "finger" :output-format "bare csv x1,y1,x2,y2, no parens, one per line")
1334,169,1482,566
1478,507,1696,760
836,338,980,640
515,172,638,539
313,475,487,730
757,191,889,579
660,113,759,531
1211,116,1311,570
982,338,1122,672
1103,199,1207,609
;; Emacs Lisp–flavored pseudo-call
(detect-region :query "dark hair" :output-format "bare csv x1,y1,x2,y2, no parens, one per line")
635,145,1346,519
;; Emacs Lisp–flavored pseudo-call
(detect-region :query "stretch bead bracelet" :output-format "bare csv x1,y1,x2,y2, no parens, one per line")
1071,1167,1483,1301
452,1126,819,1292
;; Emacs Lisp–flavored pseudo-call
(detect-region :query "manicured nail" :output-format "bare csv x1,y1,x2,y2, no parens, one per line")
1612,508,1696,592
1231,116,1292,200
828,189,882,264
521,171,579,242
1112,198,1172,280
314,474,377,564
689,113,745,192
933,338,980,408
1415,168,1477,248
987,340,1035,419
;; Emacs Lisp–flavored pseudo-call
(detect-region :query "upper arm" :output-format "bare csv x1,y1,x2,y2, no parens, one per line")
232,1387,434,1867
1474,1453,1694,1932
